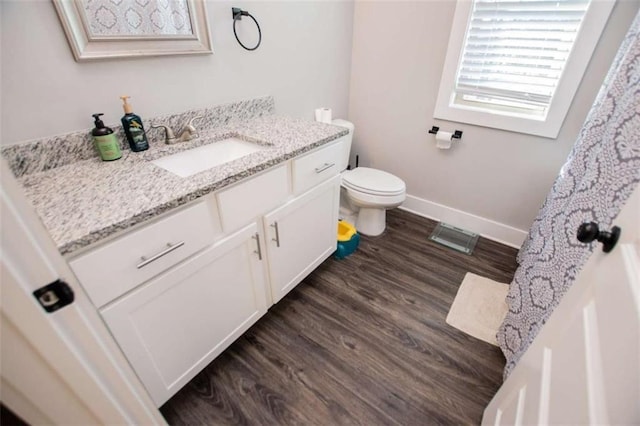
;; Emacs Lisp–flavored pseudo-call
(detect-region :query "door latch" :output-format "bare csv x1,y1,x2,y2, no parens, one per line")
33,279,74,313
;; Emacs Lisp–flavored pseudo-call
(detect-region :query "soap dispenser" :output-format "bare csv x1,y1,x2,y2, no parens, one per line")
120,95,149,152
91,113,122,161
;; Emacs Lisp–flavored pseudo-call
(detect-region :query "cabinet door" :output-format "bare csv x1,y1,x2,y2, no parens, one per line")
263,175,340,303
100,223,268,407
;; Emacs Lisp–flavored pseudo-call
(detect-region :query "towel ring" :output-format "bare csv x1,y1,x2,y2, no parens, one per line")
232,7,262,51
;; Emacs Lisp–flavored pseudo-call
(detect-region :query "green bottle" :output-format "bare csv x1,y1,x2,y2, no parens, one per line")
91,113,122,161
120,95,149,152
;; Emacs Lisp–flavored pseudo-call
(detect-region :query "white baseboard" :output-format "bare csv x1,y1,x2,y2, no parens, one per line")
399,194,527,249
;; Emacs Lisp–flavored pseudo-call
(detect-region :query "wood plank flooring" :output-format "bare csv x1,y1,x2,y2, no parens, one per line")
161,209,519,425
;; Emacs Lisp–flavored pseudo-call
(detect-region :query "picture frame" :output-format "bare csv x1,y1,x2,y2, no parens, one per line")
52,0,213,61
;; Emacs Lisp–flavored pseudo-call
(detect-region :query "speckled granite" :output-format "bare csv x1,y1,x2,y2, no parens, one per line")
146,96,275,138
2,96,275,178
15,114,347,255
1,128,126,178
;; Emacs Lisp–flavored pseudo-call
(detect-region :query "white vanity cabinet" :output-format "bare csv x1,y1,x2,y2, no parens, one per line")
216,164,290,234
69,200,220,308
99,222,268,406
216,139,344,304
264,175,340,303
67,136,346,407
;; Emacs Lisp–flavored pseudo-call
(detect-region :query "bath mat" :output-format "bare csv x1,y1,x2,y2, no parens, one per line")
446,273,509,346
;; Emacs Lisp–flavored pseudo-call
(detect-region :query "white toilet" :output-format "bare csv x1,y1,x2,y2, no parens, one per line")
332,119,406,236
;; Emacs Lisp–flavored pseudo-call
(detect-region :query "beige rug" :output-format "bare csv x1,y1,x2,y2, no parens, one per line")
446,273,510,346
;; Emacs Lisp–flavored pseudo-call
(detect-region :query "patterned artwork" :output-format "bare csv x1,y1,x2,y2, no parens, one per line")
497,11,640,379
82,0,193,37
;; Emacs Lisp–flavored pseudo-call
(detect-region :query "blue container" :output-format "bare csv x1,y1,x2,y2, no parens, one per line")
335,220,360,259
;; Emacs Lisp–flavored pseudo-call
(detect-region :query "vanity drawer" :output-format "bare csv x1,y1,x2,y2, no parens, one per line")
292,138,345,195
217,164,290,233
69,201,217,307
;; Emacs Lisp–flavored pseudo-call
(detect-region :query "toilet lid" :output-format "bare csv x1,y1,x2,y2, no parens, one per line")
342,167,406,195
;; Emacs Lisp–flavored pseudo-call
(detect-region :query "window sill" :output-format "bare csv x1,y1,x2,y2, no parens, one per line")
434,102,560,139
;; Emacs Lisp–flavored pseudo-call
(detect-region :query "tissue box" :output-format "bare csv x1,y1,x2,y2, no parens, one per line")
335,220,360,259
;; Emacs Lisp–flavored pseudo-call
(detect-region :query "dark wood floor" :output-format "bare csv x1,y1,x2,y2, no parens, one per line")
161,209,519,425
0,404,28,426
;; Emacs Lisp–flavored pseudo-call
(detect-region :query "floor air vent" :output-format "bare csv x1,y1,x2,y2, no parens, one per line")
429,223,479,255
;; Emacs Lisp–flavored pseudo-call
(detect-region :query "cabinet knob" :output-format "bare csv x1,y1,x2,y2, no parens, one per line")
576,222,621,253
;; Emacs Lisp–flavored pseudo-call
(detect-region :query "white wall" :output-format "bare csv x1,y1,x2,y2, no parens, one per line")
1,1,354,145
348,1,639,245
4,0,637,246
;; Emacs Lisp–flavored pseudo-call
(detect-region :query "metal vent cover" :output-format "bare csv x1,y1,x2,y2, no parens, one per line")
429,222,479,255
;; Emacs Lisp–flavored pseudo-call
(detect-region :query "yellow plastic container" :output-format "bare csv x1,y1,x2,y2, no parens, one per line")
337,220,357,242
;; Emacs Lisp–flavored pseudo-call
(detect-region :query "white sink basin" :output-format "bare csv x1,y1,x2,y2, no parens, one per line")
152,137,267,178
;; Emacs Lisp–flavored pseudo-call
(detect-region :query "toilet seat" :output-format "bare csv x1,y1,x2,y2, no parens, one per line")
342,167,405,196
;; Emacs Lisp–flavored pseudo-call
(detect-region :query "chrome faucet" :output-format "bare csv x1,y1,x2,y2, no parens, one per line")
152,116,203,144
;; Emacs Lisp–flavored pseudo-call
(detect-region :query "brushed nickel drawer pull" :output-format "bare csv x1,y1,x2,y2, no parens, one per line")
252,233,263,260
136,241,185,269
314,162,335,173
271,222,281,247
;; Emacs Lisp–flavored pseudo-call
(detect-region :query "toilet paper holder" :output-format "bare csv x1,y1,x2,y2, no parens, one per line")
428,126,463,140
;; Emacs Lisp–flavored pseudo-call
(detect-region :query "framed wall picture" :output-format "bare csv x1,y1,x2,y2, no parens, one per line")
53,0,213,61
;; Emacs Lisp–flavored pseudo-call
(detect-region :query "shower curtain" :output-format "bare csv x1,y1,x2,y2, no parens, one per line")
497,11,640,378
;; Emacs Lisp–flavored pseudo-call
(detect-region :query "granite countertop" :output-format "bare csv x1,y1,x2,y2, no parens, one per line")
17,115,347,256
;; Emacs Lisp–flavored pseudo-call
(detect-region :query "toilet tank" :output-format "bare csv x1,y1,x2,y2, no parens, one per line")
331,119,354,171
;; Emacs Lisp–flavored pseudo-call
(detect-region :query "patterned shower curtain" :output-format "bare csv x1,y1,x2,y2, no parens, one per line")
497,11,640,378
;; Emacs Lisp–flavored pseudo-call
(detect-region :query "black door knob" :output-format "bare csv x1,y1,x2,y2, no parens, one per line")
576,222,621,253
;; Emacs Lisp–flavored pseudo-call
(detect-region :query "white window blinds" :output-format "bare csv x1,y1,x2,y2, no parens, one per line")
455,0,591,113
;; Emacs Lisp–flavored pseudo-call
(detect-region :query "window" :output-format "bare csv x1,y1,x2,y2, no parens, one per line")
434,0,615,138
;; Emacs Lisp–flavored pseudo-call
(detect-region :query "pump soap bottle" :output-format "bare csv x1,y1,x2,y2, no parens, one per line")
120,96,149,152
91,113,122,161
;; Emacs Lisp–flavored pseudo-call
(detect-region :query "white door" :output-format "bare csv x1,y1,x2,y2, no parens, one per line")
264,175,340,303
0,161,165,425
483,184,640,425
101,222,269,406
